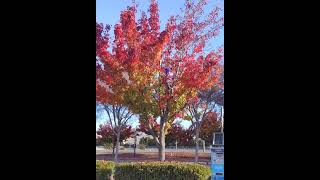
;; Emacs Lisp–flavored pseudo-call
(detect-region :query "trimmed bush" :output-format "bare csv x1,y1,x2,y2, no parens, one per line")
138,144,146,150
114,162,211,180
96,160,115,180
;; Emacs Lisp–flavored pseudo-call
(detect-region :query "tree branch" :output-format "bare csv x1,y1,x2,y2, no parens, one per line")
147,123,160,146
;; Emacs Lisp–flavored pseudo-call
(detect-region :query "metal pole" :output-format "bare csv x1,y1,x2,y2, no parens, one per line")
134,133,137,157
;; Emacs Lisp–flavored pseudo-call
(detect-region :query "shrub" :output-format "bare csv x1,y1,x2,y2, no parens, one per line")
114,162,211,180
103,143,113,150
96,160,115,180
138,144,146,150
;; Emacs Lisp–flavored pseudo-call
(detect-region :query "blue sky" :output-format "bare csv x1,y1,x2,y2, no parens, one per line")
96,0,224,49
96,0,224,129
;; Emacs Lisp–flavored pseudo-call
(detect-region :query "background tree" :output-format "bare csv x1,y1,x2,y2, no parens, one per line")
184,65,223,162
97,122,133,154
199,111,221,144
184,88,217,162
97,123,113,146
165,121,185,146
98,104,134,163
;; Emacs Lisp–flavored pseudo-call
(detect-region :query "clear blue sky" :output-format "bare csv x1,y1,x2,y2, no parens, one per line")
96,0,224,129
96,0,224,49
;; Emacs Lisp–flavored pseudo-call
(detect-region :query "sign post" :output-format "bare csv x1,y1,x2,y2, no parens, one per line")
211,132,224,180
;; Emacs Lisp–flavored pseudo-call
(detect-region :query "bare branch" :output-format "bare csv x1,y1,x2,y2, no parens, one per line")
103,105,117,135
119,106,128,120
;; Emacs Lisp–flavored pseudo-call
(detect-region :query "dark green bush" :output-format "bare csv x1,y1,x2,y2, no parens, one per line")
114,162,211,180
96,160,115,180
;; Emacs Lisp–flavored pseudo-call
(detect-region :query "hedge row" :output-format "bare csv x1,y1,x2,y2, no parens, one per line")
96,161,211,180
96,160,115,180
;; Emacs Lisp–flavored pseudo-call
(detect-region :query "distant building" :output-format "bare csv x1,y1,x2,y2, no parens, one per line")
123,131,153,145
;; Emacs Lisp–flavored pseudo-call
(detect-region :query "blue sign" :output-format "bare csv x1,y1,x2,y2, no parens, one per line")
211,148,224,153
211,147,224,179
213,176,224,180
212,164,224,173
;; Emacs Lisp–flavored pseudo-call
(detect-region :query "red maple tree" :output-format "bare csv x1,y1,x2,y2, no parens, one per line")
96,0,224,161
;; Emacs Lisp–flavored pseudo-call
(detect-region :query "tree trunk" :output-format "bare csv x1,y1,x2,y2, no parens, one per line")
195,121,200,163
159,124,166,161
115,130,121,163
202,140,205,152
113,146,115,155
147,126,161,159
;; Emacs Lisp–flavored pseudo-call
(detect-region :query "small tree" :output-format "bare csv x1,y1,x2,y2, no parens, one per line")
96,103,134,163
199,111,221,144
97,122,134,154
184,83,223,162
97,123,113,146
165,121,186,146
